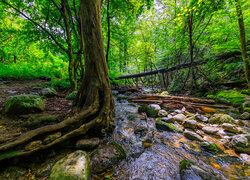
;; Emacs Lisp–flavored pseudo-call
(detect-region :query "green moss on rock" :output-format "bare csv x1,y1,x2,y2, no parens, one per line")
66,91,77,100
5,95,45,115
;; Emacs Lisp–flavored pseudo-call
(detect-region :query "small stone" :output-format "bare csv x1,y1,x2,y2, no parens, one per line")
41,88,57,97
44,132,62,144
174,109,182,114
209,114,235,124
157,109,168,117
200,142,223,153
7,90,19,94
240,154,250,165
222,123,240,134
76,138,100,150
32,87,43,91
161,115,173,123
25,140,43,151
183,120,197,129
202,126,220,135
196,123,205,129
49,150,90,180
240,112,250,120
195,114,208,123
171,114,186,123
184,130,203,142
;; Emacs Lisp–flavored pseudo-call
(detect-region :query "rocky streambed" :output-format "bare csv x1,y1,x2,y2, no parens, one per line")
0,81,249,179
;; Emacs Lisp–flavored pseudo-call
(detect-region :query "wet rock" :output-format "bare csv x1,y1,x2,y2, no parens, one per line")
240,153,250,165
196,123,205,129
231,134,250,154
146,104,161,117
171,114,186,123
30,92,39,95
7,90,19,94
90,142,126,173
32,86,43,91
76,138,100,150
66,91,77,100
195,114,208,123
156,118,183,133
160,115,173,123
240,112,250,120
179,160,217,180
157,109,168,117
5,94,45,115
25,140,43,151
44,132,62,144
42,88,57,97
183,120,197,129
160,91,169,95
209,114,235,124
112,90,119,95
243,101,250,109
222,123,240,134
23,114,58,127
174,109,182,114
40,76,51,81
202,126,220,135
200,142,223,153
49,150,90,180
184,130,203,142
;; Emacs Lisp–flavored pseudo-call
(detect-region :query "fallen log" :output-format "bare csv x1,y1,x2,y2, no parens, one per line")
116,51,242,80
129,94,216,104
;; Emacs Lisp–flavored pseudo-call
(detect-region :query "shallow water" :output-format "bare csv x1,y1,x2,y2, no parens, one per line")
109,97,249,180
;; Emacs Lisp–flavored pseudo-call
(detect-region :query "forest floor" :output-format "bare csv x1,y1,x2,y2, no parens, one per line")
0,79,249,179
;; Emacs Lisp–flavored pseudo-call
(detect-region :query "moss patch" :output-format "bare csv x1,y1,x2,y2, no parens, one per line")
207,90,247,108
179,160,194,170
0,151,23,161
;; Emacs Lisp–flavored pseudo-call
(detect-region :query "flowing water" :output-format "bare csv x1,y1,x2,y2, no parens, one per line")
108,95,249,180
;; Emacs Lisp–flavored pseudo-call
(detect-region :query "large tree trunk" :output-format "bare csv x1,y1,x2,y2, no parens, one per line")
0,0,114,162
235,0,250,90
76,0,114,131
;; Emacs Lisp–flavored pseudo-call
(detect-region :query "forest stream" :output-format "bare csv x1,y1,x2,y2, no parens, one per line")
0,80,249,180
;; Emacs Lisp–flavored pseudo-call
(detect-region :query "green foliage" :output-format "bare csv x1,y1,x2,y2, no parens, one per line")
207,90,247,107
49,80,71,91
179,160,194,170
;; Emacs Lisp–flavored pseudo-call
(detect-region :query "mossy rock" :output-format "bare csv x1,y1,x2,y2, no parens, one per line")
117,96,129,101
179,160,194,170
0,151,23,161
243,107,250,113
207,90,247,108
66,91,77,100
49,150,90,180
5,95,45,115
209,114,235,124
200,142,223,153
90,143,126,173
156,119,183,133
138,105,148,113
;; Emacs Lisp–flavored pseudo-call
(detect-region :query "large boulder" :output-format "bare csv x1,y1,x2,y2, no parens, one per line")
5,95,45,115
90,142,126,173
230,134,250,154
209,114,235,124
49,150,90,180
179,160,217,180
42,88,57,97
156,118,183,133
157,109,168,117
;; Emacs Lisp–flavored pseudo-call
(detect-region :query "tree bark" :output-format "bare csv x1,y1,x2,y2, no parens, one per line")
106,0,111,63
235,0,250,90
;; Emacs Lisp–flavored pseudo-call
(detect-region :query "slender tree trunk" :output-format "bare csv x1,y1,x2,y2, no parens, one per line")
13,55,17,63
61,0,77,90
106,0,111,63
235,0,250,90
